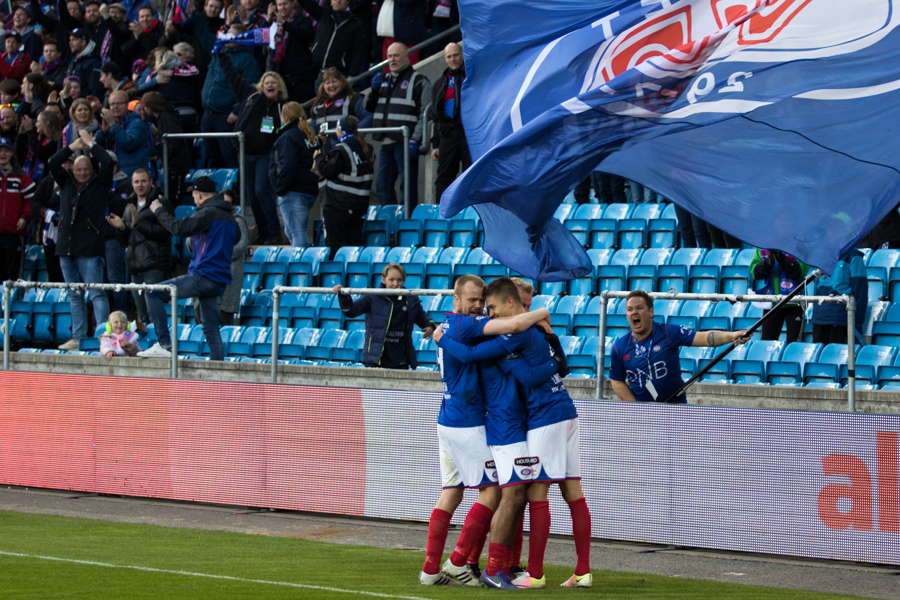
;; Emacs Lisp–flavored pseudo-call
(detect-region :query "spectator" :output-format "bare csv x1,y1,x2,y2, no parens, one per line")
66,29,103,99
106,167,172,329
122,4,167,65
313,115,373,254
609,289,748,404
750,248,809,343
218,51,288,245
225,0,271,69
0,103,18,144
57,75,84,116
48,129,113,351
300,0,367,78
105,3,135,75
98,62,135,108
16,109,61,183
140,91,191,205
267,0,316,102
574,172,627,204
136,47,201,132
164,0,224,74
62,97,99,150
270,101,320,247
333,262,435,369
189,188,249,326
190,19,262,170
366,42,430,209
99,310,140,359
107,3,129,25
30,0,78,64
812,247,867,346
10,6,43,62
0,136,34,282
96,90,153,177
309,67,371,135
429,42,469,203
137,176,240,360
18,73,53,119
33,39,67,92
375,0,427,64
0,32,33,83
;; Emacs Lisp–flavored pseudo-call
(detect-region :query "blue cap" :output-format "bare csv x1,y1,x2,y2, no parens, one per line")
0,138,13,150
337,117,351,134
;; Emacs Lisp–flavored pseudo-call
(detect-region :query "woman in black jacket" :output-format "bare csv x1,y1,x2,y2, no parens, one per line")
218,51,288,245
333,262,435,369
269,102,320,247
141,91,191,205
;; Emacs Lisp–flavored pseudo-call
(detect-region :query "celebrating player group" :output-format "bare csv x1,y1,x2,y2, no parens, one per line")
420,276,592,590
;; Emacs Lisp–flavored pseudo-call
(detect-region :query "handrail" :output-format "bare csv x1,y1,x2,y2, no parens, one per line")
3,280,181,378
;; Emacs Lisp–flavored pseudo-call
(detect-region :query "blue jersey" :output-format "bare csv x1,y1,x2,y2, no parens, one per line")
436,313,489,428
436,327,559,444
496,329,578,429
609,322,696,403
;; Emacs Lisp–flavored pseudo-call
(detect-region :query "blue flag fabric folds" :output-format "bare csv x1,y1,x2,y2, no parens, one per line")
444,0,900,279
213,23,280,52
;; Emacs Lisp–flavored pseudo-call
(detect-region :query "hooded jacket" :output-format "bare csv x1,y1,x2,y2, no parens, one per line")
116,188,172,275
49,144,114,258
66,39,103,98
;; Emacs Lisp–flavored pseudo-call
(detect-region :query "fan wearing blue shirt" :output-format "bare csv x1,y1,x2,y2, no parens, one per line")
609,290,748,404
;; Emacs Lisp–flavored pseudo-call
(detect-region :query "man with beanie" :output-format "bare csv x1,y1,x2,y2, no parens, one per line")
138,176,240,360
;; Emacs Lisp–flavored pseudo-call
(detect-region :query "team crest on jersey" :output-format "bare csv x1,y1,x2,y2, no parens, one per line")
624,353,631,361
653,345,662,351
335,98,344,107
400,80,410,90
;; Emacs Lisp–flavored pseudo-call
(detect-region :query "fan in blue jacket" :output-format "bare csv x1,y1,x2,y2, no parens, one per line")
333,263,435,369
811,247,868,345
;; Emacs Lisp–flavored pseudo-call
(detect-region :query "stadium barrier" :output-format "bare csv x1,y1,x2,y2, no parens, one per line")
597,290,855,410
1,369,898,566
162,132,246,212
2,280,182,378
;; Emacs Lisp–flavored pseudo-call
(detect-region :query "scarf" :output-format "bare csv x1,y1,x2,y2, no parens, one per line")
40,56,61,74
272,12,294,65
142,19,159,35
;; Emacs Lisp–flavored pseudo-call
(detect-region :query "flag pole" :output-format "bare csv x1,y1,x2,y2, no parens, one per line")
662,269,821,404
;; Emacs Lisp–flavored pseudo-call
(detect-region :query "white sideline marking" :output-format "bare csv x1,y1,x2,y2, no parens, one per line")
0,550,432,600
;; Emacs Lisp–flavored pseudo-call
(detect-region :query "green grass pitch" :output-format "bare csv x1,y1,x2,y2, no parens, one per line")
0,511,860,599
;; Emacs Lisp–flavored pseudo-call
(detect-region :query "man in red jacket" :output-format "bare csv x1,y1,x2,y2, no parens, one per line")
0,32,32,83
0,137,34,281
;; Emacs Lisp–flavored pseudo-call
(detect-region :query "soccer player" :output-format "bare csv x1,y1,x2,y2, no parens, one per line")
420,275,553,586
433,277,591,588
609,290,748,404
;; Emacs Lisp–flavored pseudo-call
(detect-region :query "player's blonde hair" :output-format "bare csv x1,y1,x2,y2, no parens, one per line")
453,274,484,297
509,276,534,296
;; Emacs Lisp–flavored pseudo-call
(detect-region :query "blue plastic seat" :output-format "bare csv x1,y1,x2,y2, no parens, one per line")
240,291,273,327
425,247,469,290
554,204,576,222
568,335,600,377
615,218,646,249
873,320,900,347
319,246,362,289
559,335,584,356
453,247,492,279
346,246,389,288
305,329,349,362
372,247,416,286
669,300,714,330
698,301,746,331
423,218,450,248
227,325,268,357
843,344,897,384
863,301,891,339
597,249,643,293
626,247,674,292
586,218,616,249
804,343,851,384
602,203,634,220
679,346,714,379
550,295,590,336
332,329,366,363
531,294,560,313
688,249,739,294
647,217,677,248
866,249,900,300
766,342,824,385
396,204,436,246
363,205,404,246
729,340,784,384
449,213,480,248
279,327,323,360
658,248,706,293
631,203,663,221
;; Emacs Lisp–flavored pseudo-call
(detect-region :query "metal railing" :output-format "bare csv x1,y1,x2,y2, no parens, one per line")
267,286,452,383
596,291,856,411
162,132,246,214
347,25,461,88
3,280,181,378
321,126,411,217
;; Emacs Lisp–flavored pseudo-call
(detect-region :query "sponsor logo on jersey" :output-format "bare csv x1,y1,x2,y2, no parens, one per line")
485,460,496,469
515,456,540,467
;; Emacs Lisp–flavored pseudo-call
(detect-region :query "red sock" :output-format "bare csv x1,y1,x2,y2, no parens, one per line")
528,500,551,579
423,508,451,574
450,502,493,566
468,520,489,565
486,542,511,576
568,497,592,575
511,510,524,568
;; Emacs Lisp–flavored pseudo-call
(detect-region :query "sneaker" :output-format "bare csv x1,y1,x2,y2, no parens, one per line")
58,338,79,351
467,563,482,579
419,570,457,586
441,559,479,586
560,573,593,588
479,570,518,590
512,571,546,589
137,342,173,358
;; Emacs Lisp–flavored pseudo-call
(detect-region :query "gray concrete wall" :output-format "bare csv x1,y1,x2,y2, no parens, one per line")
8,353,897,414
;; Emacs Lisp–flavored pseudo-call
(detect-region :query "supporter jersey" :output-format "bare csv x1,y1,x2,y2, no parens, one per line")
436,313,489,428
496,328,578,429
436,326,559,445
609,321,697,403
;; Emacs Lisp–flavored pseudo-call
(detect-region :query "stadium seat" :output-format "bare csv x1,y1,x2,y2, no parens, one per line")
766,342,824,385
689,248,739,294
866,249,900,300
732,303,764,334
668,300,713,330
240,291,273,327
566,249,611,296
550,295,590,336
396,204,437,247
842,344,897,384
553,204,576,222
319,247,363,289
453,247,493,280
873,320,900,347
416,335,437,368
804,343,853,384
425,247,469,290
631,203,663,221
568,335,600,377
602,203,633,220
363,205,404,246
572,296,608,338
332,329,366,363
227,326,269,357
647,217,677,248
626,247,674,292
279,327,323,360
679,346,714,379
863,301,891,339
373,247,416,286
403,247,440,288
658,248,706,293
423,217,450,248
586,217,616,249
698,301,746,331
531,294,560,314
346,246,389,288
22,245,45,282
597,248,643,293
305,329,349,363
615,218,646,249
449,214,481,248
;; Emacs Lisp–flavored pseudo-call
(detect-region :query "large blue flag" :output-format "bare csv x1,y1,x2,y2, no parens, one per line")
444,0,900,279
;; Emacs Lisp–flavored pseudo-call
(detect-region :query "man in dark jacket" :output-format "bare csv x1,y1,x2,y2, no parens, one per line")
333,262,435,369
138,176,240,361
65,28,103,98
301,0,367,77
106,168,172,327
429,42,469,203
267,0,317,102
48,130,114,351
